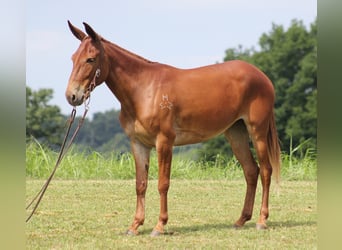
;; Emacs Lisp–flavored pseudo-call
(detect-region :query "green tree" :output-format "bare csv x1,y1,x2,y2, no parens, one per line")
201,19,317,160
26,86,64,146
199,135,233,162
255,19,317,153
99,133,131,153
74,109,129,152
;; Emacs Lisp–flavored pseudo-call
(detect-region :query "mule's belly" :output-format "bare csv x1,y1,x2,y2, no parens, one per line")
174,129,222,146
173,116,239,146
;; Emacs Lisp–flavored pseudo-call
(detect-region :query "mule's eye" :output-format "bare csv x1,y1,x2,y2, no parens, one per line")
86,58,96,63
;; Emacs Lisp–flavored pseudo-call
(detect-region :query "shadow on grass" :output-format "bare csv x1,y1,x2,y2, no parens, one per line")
268,220,317,228
135,220,316,236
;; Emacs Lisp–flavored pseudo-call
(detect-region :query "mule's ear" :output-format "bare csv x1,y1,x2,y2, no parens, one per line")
83,22,99,42
68,20,86,41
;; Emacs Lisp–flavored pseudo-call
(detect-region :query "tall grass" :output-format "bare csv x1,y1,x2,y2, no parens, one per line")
26,139,316,181
281,138,317,181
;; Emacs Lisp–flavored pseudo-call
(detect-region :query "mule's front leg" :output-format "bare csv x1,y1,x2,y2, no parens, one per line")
151,134,174,236
127,141,151,235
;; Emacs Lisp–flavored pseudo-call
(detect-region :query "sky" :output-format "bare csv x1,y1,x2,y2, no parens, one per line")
27,0,317,118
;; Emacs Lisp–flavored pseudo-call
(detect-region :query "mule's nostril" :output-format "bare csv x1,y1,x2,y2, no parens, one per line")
71,95,76,102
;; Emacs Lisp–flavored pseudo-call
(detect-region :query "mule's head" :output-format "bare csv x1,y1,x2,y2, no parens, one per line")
66,21,108,106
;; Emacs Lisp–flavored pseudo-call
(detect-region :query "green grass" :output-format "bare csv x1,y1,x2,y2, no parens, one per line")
26,179,317,249
26,141,317,181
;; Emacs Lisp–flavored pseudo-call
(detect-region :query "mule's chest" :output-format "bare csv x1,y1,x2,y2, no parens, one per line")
119,112,158,147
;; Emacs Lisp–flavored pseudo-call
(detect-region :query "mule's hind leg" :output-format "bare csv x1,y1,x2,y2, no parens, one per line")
248,121,273,230
225,120,259,228
252,137,272,229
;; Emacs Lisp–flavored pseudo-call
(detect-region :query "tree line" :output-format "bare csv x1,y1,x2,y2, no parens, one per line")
26,19,316,160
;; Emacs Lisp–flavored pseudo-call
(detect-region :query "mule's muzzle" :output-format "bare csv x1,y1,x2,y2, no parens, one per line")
66,89,85,106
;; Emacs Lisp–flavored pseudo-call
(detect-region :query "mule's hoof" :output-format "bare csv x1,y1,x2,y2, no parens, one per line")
256,223,268,230
150,229,163,237
126,229,138,236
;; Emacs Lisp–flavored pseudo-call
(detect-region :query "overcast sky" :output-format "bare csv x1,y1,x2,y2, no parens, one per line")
27,0,317,118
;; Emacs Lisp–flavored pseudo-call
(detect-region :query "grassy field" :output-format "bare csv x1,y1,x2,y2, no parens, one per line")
26,141,317,249
26,179,316,249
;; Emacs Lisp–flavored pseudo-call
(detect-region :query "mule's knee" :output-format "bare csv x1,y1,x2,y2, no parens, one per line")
158,180,170,195
136,180,148,195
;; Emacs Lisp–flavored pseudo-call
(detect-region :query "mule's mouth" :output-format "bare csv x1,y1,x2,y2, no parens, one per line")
66,88,87,106
69,94,84,106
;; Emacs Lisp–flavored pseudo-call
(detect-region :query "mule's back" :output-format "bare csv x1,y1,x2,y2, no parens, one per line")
159,60,275,145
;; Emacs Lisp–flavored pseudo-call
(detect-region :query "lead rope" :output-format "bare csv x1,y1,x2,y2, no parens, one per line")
26,68,100,222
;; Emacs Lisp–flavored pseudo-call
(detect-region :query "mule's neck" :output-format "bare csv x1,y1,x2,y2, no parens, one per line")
102,40,157,112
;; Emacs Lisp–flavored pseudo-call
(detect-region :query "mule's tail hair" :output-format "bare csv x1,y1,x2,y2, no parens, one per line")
267,111,281,185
